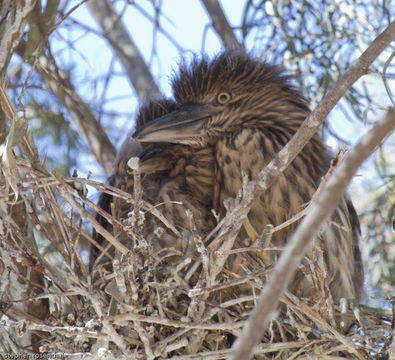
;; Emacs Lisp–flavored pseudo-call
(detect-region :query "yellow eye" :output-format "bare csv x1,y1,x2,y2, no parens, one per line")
216,91,232,104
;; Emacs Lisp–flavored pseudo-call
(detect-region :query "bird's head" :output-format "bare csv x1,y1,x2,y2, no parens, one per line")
130,98,213,176
125,98,178,174
132,51,310,148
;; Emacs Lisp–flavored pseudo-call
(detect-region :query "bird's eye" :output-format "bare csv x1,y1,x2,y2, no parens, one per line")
216,91,232,104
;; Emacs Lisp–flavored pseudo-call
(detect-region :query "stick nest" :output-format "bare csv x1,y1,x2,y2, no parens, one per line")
0,167,393,360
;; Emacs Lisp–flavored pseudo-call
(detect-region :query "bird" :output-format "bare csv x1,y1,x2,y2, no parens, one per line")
90,98,177,273
132,51,364,302
90,98,216,275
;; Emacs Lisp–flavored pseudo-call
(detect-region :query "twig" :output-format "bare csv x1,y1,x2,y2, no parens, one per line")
169,340,314,359
113,308,246,331
87,290,132,356
1,317,106,339
113,259,127,301
52,171,130,256
189,267,269,298
271,147,348,235
186,209,209,284
129,156,142,218
28,53,116,175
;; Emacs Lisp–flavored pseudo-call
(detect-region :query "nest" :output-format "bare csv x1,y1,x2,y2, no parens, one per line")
0,165,393,360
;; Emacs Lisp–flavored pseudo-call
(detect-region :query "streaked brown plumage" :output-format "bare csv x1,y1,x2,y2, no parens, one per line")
90,99,216,273
132,51,364,301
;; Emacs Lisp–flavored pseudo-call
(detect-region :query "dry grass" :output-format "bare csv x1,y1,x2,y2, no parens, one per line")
0,162,393,359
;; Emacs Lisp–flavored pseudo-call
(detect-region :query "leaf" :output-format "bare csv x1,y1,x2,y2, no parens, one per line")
9,116,28,147
0,117,28,200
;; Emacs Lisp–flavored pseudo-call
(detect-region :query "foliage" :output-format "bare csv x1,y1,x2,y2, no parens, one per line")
241,0,394,115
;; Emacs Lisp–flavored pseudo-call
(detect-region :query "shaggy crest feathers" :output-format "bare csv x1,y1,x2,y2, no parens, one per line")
172,51,309,113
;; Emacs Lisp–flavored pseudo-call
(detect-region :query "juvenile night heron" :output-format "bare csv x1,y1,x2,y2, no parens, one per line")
132,51,364,301
90,99,216,273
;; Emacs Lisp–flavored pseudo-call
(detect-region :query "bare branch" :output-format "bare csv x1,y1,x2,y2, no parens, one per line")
200,0,243,50
87,0,162,101
4,2,110,176
229,107,395,360
27,52,116,175
0,0,37,77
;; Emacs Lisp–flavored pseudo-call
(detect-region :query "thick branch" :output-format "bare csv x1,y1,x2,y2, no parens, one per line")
200,0,242,50
12,2,116,175
3,1,113,176
30,52,116,175
0,0,37,77
229,108,395,360
87,0,161,101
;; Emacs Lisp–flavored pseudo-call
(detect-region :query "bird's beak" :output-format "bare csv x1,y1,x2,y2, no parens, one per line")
132,104,220,143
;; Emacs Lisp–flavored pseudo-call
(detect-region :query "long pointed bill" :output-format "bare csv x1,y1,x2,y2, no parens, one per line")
132,104,220,143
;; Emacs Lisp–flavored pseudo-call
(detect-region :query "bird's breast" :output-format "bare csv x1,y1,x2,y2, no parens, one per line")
216,128,279,201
